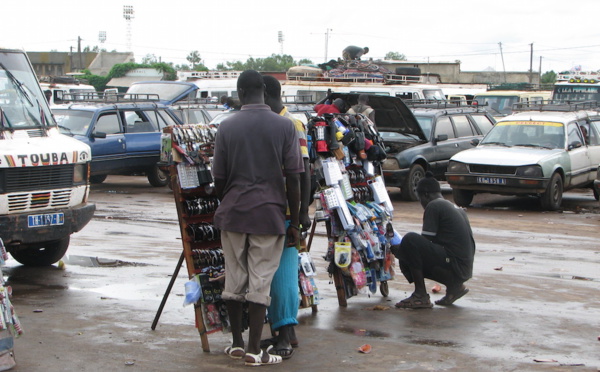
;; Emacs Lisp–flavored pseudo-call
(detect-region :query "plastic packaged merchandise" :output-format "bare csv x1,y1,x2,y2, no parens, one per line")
183,277,201,306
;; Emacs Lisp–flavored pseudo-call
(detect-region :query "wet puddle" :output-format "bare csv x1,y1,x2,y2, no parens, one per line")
62,255,151,268
334,326,458,348
407,338,458,347
533,273,598,282
335,326,391,338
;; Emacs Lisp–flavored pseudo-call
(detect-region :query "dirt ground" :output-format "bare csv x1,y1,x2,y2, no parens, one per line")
4,176,600,372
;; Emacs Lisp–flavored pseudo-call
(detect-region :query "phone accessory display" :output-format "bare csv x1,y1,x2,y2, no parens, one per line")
322,158,343,186
334,242,352,269
299,252,316,277
368,176,394,213
307,112,395,307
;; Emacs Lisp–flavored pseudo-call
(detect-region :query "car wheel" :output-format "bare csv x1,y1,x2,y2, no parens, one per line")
147,165,169,187
452,189,474,207
89,174,107,184
593,187,599,201
10,237,70,266
540,173,563,211
401,164,425,201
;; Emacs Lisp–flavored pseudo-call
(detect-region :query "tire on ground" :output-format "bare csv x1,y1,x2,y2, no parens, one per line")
10,237,70,266
540,173,563,211
147,165,169,187
89,174,108,184
401,164,425,201
452,189,474,207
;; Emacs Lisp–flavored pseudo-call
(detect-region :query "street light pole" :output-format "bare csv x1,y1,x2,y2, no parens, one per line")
324,28,332,62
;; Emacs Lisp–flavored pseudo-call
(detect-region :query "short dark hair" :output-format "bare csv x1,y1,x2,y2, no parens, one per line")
237,70,264,94
416,171,441,194
263,75,281,99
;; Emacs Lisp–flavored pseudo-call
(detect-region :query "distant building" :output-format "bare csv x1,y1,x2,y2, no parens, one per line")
27,51,134,78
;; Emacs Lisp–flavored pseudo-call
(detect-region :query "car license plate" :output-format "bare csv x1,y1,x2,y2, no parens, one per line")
476,177,506,185
28,213,64,228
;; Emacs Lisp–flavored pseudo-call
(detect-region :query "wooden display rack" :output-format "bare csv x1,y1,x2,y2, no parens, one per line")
161,124,224,352
155,123,320,350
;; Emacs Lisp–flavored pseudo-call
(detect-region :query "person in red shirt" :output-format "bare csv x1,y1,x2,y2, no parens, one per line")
314,98,346,116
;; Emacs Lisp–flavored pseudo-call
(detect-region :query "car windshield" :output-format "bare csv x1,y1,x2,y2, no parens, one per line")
481,120,565,149
474,95,518,116
423,89,446,101
0,52,54,129
413,115,433,140
54,109,94,135
380,131,420,141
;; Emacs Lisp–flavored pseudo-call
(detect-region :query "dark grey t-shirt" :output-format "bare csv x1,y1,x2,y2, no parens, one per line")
422,198,476,281
212,104,303,235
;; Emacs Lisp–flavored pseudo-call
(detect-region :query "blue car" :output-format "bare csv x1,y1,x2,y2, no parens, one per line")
54,96,182,186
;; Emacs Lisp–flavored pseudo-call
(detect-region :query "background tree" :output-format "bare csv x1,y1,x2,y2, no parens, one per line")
141,54,158,64
384,51,406,61
215,54,309,71
186,50,202,69
541,70,557,85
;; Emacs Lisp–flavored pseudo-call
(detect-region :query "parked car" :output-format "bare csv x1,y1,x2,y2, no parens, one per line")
170,103,213,124
446,101,600,210
54,95,182,186
379,100,496,200
126,81,213,125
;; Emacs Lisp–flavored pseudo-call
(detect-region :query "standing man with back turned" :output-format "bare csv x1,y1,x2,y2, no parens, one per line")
392,172,475,309
260,75,312,359
212,70,303,366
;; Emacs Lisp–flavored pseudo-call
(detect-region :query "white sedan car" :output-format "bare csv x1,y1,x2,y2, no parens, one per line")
446,103,600,210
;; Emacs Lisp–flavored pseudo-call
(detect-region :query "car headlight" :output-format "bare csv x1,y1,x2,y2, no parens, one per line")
515,165,543,177
73,164,88,184
447,161,469,173
382,158,400,170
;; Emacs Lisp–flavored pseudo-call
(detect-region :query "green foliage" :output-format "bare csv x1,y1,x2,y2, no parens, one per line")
193,64,209,72
81,62,177,91
384,51,406,61
141,54,158,64
215,54,306,72
541,70,557,85
186,50,202,69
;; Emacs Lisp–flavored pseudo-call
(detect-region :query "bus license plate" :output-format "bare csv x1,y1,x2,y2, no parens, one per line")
28,213,65,228
476,177,506,185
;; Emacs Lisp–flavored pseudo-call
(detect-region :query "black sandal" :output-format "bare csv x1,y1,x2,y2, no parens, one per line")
395,294,433,309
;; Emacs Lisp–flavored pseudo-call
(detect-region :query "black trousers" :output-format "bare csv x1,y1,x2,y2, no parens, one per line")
391,232,455,285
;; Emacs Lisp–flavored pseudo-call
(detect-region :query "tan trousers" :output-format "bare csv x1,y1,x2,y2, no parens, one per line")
220,230,284,306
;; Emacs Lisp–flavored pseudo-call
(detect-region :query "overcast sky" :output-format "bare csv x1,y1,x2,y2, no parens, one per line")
3,0,599,74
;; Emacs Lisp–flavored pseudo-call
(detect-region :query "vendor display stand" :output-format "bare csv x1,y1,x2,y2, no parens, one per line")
306,113,397,307
160,123,321,349
0,239,21,370
161,124,228,352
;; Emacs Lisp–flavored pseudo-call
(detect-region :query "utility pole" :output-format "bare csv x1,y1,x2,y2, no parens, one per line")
324,28,332,62
77,36,83,72
69,46,74,73
529,43,534,85
498,42,507,83
539,56,543,87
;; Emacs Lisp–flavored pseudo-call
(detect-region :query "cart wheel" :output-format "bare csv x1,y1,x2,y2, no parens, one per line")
380,281,389,297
